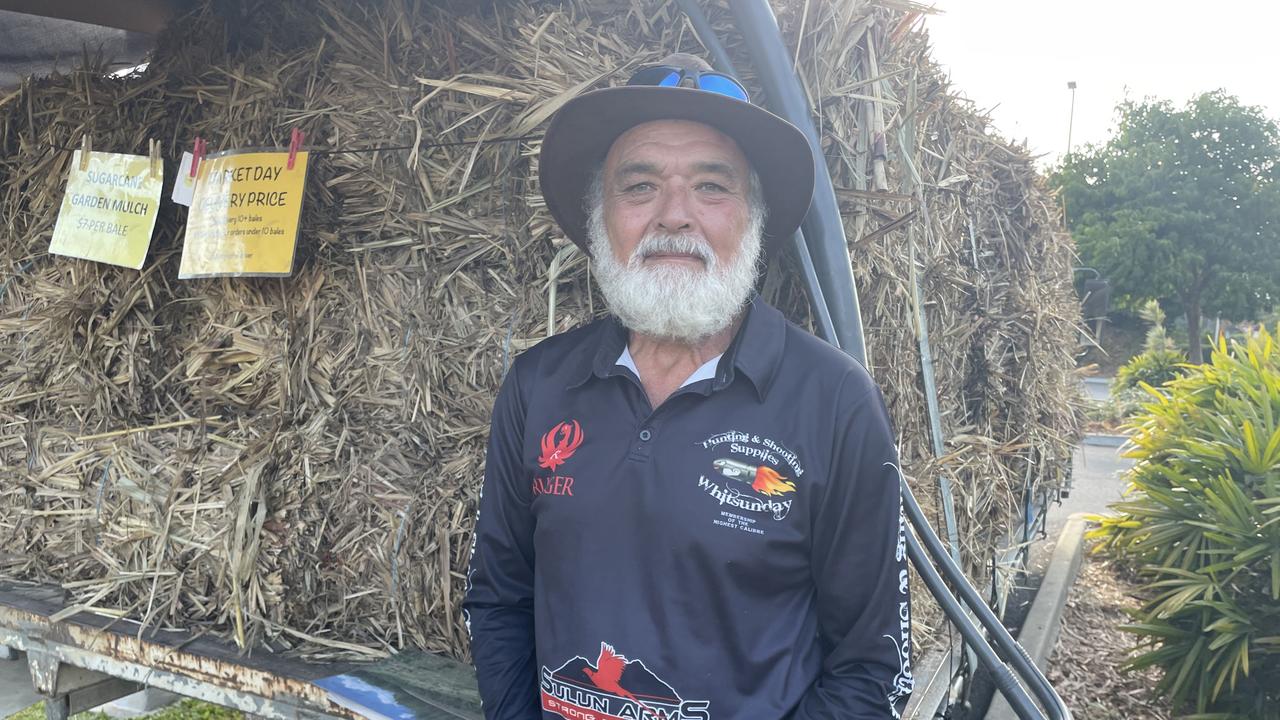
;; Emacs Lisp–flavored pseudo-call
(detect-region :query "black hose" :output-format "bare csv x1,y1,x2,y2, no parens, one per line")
789,232,838,345
902,480,1073,720
726,0,868,366
673,0,739,76
673,0,839,347
904,521,1044,719
671,2,1072,717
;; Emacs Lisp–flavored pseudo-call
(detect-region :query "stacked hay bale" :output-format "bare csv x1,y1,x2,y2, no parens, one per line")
0,0,1081,659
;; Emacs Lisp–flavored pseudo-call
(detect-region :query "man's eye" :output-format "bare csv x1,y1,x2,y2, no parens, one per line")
623,182,655,193
697,182,728,193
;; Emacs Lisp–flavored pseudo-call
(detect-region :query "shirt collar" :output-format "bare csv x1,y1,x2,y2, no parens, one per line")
567,294,785,401
720,294,786,401
617,345,722,389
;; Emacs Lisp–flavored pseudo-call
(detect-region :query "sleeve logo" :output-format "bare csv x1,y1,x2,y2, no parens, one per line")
538,420,584,471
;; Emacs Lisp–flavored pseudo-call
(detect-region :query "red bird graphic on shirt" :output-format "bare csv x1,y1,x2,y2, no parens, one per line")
538,420,584,471
583,643,657,716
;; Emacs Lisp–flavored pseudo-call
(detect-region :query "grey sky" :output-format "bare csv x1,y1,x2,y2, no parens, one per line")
922,1,1280,167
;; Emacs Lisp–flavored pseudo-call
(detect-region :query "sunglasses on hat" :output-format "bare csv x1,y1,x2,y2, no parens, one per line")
626,65,751,103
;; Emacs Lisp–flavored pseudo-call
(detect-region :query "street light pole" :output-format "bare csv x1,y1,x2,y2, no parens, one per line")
1064,80,1105,345
1063,80,1077,229
1066,80,1077,157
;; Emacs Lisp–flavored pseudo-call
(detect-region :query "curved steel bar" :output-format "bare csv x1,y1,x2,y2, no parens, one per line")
672,0,838,347
904,514,1044,719
670,2,1072,717
902,479,1073,720
726,0,868,366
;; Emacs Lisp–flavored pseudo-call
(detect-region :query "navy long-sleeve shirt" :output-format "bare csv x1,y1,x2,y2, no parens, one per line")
464,296,913,719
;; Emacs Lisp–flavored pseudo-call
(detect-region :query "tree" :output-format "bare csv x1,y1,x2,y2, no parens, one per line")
1053,91,1280,363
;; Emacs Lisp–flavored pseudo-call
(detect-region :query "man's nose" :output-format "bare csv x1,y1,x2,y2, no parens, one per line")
654,185,695,234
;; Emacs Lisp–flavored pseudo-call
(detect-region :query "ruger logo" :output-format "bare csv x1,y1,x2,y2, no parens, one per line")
538,420,584,471
541,642,711,720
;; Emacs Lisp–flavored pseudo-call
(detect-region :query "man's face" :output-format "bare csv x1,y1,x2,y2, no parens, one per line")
586,120,765,343
601,120,753,271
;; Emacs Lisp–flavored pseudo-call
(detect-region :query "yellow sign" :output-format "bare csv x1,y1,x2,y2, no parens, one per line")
49,150,163,270
178,150,309,278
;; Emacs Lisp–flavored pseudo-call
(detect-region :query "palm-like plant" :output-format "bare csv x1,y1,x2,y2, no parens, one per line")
1091,326,1280,719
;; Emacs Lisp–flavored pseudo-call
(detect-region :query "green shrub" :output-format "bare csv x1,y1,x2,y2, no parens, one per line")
1091,385,1156,425
9,699,242,720
1138,299,1178,355
1110,300,1189,401
1113,347,1187,393
1090,326,1280,719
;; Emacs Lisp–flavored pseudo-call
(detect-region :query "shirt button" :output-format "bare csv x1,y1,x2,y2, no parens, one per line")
639,429,652,441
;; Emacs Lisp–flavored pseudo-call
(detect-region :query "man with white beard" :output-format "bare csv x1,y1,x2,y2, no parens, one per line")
464,54,912,720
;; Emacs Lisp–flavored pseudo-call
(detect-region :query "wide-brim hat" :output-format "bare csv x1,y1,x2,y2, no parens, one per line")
539,71,815,255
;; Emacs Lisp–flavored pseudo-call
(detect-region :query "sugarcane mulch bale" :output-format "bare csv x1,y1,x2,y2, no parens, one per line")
0,0,1081,661
0,58,196,613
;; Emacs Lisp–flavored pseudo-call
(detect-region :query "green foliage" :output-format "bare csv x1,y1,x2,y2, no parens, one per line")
1112,300,1189,400
1139,299,1178,354
1089,326,1280,718
1094,384,1165,424
9,699,242,720
1053,91,1280,362
1114,348,1187,394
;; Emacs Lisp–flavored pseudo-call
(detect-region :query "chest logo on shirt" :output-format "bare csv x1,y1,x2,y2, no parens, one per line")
697,431,804,526
541,642,711,720
711,458,796,496
538,420,584,471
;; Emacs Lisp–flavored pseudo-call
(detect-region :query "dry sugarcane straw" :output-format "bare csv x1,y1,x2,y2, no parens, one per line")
0,0,1082,660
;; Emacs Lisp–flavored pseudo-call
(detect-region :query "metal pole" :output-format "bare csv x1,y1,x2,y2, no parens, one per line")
728,0,868,365
681,3,1073,717
1064,81,1077,282
674,0,839,347
1065,81,1077,158
674,0,738,76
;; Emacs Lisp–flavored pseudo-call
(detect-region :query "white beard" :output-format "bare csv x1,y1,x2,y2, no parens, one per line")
587,205,764,344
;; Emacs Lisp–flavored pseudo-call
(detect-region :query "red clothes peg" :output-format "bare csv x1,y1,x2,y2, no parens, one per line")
287,128,304,170
189,137,206,178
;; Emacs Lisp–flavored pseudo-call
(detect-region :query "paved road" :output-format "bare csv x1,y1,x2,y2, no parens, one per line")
1082,377,1111,403
1029,439,1135,579
0,651,41,718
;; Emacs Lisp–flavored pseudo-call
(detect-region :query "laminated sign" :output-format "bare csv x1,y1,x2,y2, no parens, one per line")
178,149,309,278
50,150,163,269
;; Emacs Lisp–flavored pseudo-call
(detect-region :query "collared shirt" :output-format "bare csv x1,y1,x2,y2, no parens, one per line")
616,346,723,388
464,295,913,720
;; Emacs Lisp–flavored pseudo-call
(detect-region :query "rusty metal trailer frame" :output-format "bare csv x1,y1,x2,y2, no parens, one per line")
0,3,1071,719
0,579,485,720
0,580,364,720
0,573,962,720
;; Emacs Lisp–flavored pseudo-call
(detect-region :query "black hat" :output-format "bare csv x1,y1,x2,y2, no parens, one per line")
539,53,815,253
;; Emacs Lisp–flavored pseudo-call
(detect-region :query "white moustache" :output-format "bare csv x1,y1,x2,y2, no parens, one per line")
631,233,715,269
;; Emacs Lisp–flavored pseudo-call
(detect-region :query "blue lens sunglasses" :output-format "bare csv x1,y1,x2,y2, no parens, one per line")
626,65,750,103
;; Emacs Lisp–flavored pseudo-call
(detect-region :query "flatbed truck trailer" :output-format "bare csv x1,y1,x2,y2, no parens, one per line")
0,2,1072,719
0,580,482,720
